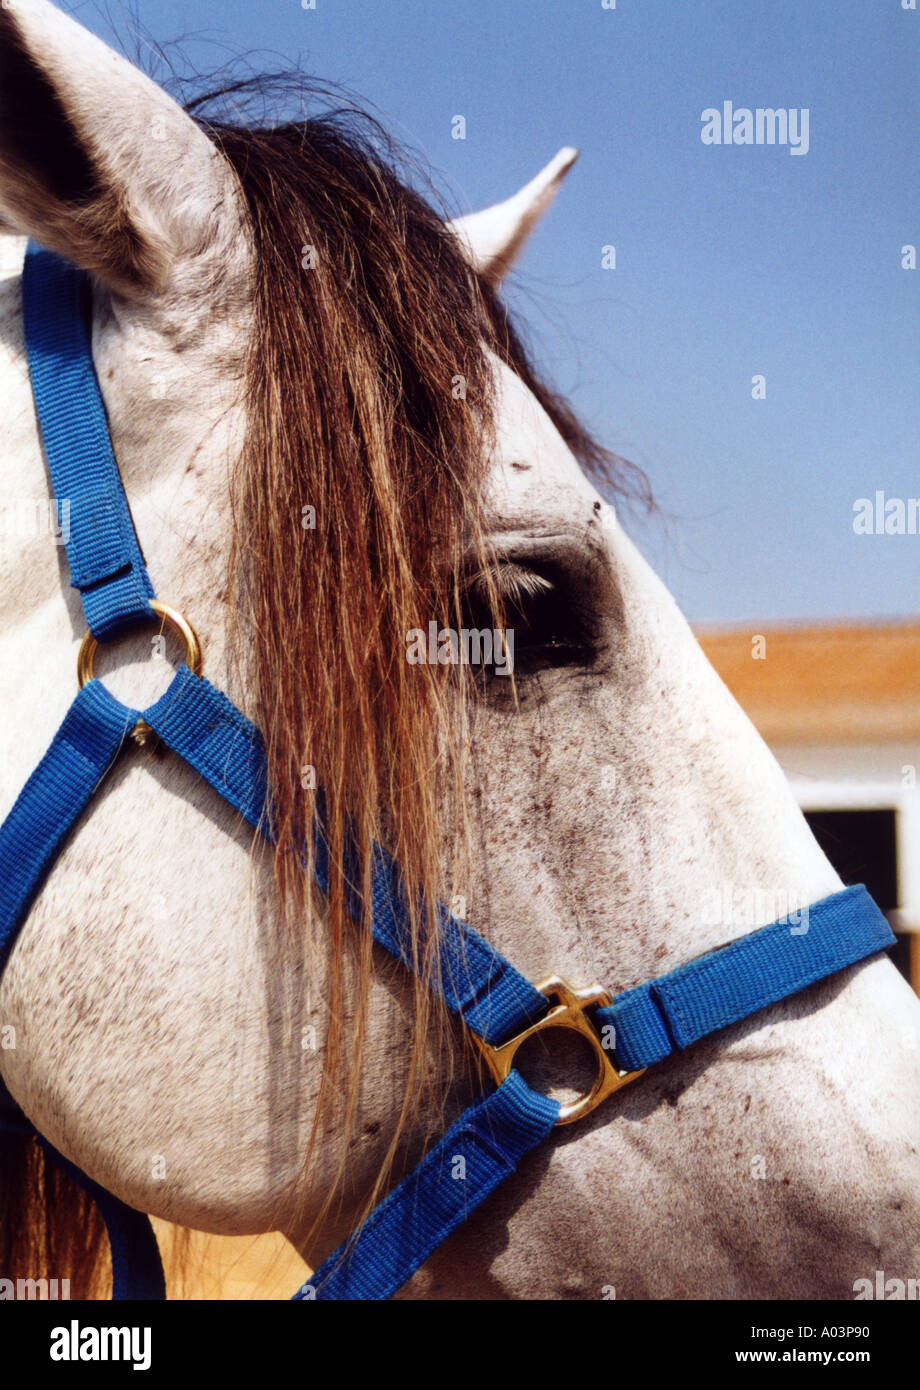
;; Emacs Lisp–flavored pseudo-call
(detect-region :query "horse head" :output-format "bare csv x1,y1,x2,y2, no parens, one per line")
0,0,918,1300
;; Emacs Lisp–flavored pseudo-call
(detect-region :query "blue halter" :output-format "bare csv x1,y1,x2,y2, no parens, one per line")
0,243,896,1301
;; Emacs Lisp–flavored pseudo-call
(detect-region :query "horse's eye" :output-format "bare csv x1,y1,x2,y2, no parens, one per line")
462,562,594,682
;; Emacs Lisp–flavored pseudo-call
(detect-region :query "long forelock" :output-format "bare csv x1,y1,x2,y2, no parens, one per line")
186,93,645,1243
191,105,504,1240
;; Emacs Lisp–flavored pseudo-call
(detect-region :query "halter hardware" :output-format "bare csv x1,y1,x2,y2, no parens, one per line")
474,975,645,1125
77,600,202,747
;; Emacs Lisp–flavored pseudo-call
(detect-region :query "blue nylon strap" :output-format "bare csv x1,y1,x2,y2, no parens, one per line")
293,1070,559,1301
597,884,895,1072
21,244,156,640
0,681,136,976
142,666,549,1045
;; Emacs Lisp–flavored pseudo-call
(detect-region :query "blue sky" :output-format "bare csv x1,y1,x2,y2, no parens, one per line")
69,0,919,624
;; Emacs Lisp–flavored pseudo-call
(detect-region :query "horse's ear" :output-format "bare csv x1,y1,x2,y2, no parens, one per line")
449,147,579,285
0,0,234,298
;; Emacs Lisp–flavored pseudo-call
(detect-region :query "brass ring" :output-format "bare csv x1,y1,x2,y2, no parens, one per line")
77,600,203,689
473,976,646,1126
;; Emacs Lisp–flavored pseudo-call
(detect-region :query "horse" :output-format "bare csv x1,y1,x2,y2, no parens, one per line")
1,0,918,1301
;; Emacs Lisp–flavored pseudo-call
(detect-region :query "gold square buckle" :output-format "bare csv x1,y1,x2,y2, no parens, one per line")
474,975,645,1126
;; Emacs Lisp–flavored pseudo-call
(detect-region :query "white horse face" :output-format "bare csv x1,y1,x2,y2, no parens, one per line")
1,2,918,1299
456,353,836,992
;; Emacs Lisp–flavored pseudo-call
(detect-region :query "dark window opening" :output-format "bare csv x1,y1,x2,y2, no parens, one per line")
804,808,910,985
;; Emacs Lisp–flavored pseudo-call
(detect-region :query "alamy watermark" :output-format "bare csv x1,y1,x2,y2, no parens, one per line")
406,622,514,676
0,1276,70,1299
701,102,809,156
0,498,70,545
853,1269,920,1300
50,1320,151,1370
852,491,920,535
700,883,809,935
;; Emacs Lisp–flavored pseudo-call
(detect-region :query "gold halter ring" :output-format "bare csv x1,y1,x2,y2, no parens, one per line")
474,976,645,1126
77,600,202,747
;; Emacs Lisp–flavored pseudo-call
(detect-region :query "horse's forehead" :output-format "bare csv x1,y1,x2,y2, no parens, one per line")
487,356,605,522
